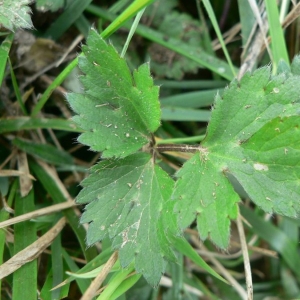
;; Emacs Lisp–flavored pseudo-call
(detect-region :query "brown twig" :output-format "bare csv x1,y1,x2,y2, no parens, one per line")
0,217,66,280
0,201,76,229
236,210,253,300
155,144,202,153
81,251,118,300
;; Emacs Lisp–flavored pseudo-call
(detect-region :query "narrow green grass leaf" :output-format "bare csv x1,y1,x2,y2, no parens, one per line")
169,255,184,299
8,59,27,115
201,0,236,77
265,1,289,71
0,33,14,87
59,247,113,290
161,107,211,122
29,159,98,262
161,89,219,108
121,7,145,58
156,135,206,145
13,188,37,300
0,180,17,294
0,117,82,134
74,14,91,38
43,0,93,39
13,138,74,166
280,217,298,243
155,80,227,89
240,205,300,279
67,260,121,279
97,264,135,300
100,0,155,39
169,235,227,283
40,266,70,300
237,0,255,47
109,0,131,14
61,249,90,294
40,268,54,300
109,273,142,300
51,234,64,299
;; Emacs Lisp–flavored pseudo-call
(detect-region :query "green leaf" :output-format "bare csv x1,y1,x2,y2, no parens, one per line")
67,29,161,158
0,33,14,87
13,188,37,299
0,117,82,134
13,138,74,166
233,116,300,216
169,234,227,283
173,66,300,248
42,0,93,39
77,152,176,286
0,0,33,31
173,152,239,249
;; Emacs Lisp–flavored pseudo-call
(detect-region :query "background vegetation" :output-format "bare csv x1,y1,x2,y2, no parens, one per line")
0,0,300,299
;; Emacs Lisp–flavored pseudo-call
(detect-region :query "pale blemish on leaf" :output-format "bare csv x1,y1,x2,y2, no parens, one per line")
253,163,269,171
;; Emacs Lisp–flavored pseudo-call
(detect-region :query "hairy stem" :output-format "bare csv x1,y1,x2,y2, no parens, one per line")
155,144,202,153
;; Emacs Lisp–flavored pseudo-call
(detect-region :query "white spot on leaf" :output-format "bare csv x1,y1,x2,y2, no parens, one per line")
254,163,269,171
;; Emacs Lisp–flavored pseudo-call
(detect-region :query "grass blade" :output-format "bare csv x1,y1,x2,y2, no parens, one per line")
265,1,289,71
0,33,14,87
161,107,210,122
161,89,219,108
43,0,94,40
13,138,74,166
61,249,90,294
0,180,17,297
51,233,64,299
100,0,155,39
0,117,82,134
12,188,37,300
240,205,300,280
201,0,236,77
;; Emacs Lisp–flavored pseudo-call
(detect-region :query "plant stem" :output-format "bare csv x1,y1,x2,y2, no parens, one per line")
155,144,202,153
156,135,205,144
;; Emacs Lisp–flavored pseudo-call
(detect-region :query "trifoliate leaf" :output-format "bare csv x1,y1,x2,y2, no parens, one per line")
0,0,33,31
67,29,161,158
173,66,300,248
77,152,176,286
